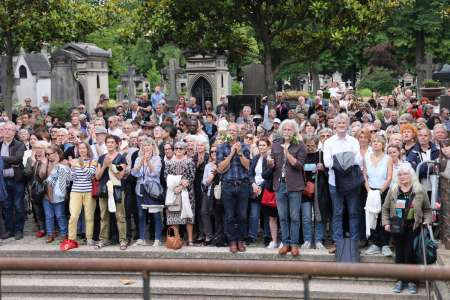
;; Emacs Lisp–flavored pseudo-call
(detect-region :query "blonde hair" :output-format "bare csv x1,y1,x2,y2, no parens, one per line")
139,137,160,157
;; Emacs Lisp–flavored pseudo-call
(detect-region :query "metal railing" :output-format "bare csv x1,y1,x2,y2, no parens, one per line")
0,257,450,299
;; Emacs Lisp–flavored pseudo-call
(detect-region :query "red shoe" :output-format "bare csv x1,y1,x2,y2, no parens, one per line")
35,230,45,238
60,239,79,251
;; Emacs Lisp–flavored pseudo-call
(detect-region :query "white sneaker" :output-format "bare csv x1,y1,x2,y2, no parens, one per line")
86,239,96,247
267,241,278,249
382,245,393,257
301,241,312,249
153,240,161,247
315,242,326,250
365,244,381,255
132,239,146,246
278,242,284,249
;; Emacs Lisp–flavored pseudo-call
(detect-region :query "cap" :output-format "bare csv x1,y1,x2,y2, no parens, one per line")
95,126,107,135
273,118,281,124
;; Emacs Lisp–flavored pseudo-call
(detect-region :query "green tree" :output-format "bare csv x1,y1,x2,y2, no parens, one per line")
358,67,397,95
384,0,450,89
138,0,396,99
0,0,115,116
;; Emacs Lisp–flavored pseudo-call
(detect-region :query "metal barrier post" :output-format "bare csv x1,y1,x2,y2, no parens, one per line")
142,271,150,300
303,275,311,299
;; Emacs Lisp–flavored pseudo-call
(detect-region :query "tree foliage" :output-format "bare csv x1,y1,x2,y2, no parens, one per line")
358,67,397,95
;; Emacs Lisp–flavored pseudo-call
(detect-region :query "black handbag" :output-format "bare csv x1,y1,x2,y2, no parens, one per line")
113,186,122,203
30,163,47,201
389,216,405,235
99,184,108,198
141,179,163,199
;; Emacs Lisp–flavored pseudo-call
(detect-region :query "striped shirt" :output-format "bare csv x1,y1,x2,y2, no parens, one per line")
70,159,97,193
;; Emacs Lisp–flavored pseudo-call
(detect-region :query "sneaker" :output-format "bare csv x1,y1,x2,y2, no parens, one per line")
87,239,96,247
301,241,312,249
153,240,161,247
364,244,381,255
278,242,284,249
245,237,255,245
60,239,79,251
14,231,24,240
132,239,147,246
382,245,393,257
119,240,128,250
392,281,403,293
315,242,326,250
407,282,417,294
267,241,278,249
35,230,45,238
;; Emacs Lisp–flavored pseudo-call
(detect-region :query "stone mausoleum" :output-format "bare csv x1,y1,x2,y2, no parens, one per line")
50,43,111,113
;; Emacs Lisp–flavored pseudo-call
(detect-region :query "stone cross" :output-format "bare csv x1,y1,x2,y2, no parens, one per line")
162,58,184,107
116,84,124,102
125,66,136,101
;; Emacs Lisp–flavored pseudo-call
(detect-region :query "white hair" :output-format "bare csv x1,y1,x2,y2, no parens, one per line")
334,113,350,126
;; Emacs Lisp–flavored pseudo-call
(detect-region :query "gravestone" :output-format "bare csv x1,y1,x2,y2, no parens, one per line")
116,84,124,102
50,42,111,113
124,66,136,102
161,58,184,107
185,54,231,108
242,63,266,95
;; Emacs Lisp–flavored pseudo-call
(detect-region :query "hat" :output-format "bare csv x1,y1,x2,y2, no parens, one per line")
95,126,107,135
273,118,281,124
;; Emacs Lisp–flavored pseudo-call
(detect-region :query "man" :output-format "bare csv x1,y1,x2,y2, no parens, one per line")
39,95,50,116
440,107,450,131
328,82,340,98
125,101,141,121
150,86,165,108
323,113,362,253
0,122,26,240
91,126,108,159
236,106,253,125
77,104,91,121
275,92,290,121
380,108,393,130
138,94,152,121
107,116,123,138
187,96,202,118
215,96,228,115
216,123,251,253
22,98,33,114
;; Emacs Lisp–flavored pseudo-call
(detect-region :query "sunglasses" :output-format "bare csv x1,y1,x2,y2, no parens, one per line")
174,147,184,150
45,152,55,156
210,150,216,153
245,136,253,139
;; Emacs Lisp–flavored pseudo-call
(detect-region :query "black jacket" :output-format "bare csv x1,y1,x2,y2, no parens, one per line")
249,154,274,191
0,139,26,182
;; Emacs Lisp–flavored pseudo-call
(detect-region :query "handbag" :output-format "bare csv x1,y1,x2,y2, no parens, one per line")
389,216,405,235
167,193,182,212
303,181,315,198
414,225,437,265
166,226,183,250
261,188,277,208
213,182,221,200
92,178,100,198
142,179,163,199
31,163,47,201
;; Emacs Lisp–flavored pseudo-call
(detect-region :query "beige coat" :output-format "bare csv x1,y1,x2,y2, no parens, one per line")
382,181,432,230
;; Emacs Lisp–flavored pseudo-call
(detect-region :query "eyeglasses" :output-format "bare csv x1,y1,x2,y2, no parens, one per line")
245,136,253,139
45,152,55,156
164,148,173,151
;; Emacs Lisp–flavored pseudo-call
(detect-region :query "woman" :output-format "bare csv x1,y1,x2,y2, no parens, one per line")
95,135,128,250
248,138,272,245
175,96,187,115
387,144,410,187
24,140,48,238
164,141,196,245
302,119,317,135
193,139,209,243
40,145,71,243
270,119,307,256
301,135,326,250
131,138,162,246
382,163,432,294
364,136,393,256
201,144,219,245
63,142,97,250
400,124,417,157
244,132,258,158
356,128,372,161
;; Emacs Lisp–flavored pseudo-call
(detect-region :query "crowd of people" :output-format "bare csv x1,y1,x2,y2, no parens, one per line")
1,84,450,292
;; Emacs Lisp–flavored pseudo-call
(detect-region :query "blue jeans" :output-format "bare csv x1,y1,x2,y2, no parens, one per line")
222,181,250,242
136,195,163,241
329,185,360,241
301,201,324,242
43,198,67,236
248,200,261,239
276,182,301,246
3,179,25,234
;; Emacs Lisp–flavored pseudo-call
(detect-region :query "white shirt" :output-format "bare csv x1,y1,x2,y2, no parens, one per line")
323,134,361,186
254,157,264,186
108,127,123,138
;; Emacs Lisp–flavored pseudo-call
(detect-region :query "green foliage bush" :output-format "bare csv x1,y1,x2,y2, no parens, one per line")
48,102,73,122
356,88,372,97
358,67,397,95
231,81,243,95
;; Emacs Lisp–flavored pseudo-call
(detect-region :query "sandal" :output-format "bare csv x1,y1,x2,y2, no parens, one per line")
95,240,109,249
120,240,128,251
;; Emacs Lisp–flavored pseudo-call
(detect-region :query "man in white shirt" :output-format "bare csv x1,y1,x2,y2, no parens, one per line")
39,95,50,116
107,116,123,138
323,113,362,251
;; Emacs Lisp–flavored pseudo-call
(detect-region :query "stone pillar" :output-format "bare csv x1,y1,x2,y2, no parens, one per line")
50,51,78,105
